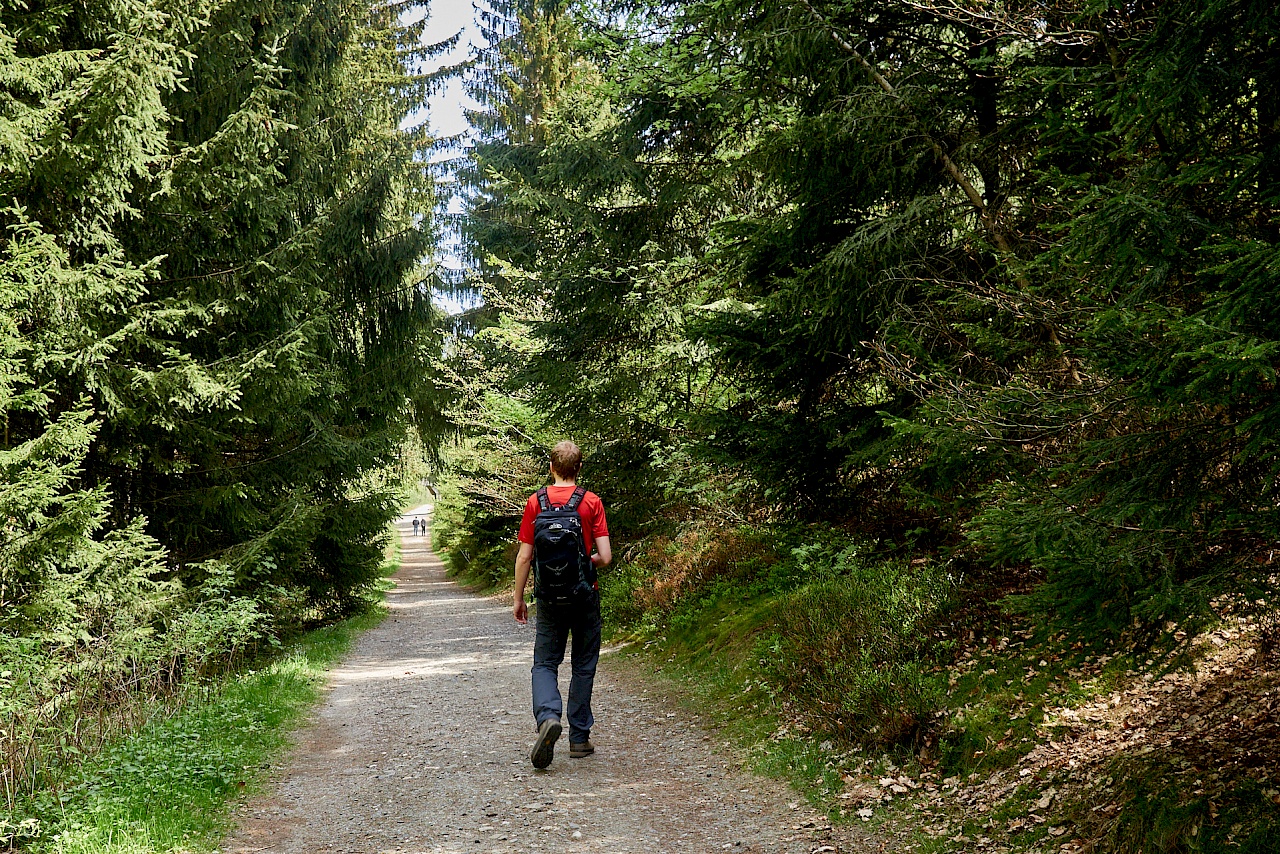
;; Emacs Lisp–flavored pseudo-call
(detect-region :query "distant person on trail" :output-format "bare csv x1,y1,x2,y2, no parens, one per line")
412,518,420,537
513,440,611,769
418,516,425,536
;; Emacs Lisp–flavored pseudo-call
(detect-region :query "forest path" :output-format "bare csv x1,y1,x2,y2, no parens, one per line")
221,508,866,854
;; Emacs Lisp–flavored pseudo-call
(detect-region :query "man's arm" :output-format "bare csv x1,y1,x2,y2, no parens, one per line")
513,541,534,623
591,535,612,568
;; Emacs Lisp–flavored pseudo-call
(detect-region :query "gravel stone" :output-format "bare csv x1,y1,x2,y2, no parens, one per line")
223,508,863,853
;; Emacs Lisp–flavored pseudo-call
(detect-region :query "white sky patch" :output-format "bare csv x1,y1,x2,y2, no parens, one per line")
401,2,485,314
413,0,482,151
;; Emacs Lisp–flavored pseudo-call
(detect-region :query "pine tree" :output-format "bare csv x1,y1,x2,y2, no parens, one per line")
1,0,452,795
447,0,1280,637
0,0,201,626
952,0,1280,632
60,0,450,613
439,0,595,561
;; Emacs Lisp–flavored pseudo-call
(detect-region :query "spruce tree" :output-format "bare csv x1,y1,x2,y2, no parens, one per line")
449,0,1280,637
0,0,194,631
69,0,448,613
1,0,449,706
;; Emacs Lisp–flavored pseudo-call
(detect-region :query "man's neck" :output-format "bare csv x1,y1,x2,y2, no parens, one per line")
551,477,577,487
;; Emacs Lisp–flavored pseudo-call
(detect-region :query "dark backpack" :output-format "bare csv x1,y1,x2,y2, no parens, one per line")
532,486,594,604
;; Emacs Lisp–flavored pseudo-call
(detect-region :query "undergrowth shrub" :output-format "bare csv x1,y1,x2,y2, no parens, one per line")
0,559,275,820
430,477,518,589
599,559,647,629
632,524,779,613
764,547,955,746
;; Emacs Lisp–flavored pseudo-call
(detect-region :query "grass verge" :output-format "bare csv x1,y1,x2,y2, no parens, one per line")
602,525,1280,853
4,577,393,853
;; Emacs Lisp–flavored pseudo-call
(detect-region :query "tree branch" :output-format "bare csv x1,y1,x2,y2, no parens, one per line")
795,0,1011,254
797,0,1083,383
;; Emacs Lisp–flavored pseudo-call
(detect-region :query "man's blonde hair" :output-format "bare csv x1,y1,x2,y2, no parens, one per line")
550,440,583,480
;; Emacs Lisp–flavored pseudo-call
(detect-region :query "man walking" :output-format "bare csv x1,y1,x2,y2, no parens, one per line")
513,440,611,769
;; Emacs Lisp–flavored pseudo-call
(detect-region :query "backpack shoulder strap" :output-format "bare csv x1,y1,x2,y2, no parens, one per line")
565,486,586,511
536,487,551,512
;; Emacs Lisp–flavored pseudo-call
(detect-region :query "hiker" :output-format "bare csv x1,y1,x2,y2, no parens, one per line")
412,517,420,536
513,440,611,769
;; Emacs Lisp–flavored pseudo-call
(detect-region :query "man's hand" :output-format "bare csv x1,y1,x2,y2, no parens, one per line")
592,535,612,568
513,541,534,624
512,545,532,624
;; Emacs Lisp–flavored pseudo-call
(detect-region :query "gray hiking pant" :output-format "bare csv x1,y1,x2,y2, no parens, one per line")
531,593,602,744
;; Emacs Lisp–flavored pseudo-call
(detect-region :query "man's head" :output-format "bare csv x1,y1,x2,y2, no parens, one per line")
549,440,582,481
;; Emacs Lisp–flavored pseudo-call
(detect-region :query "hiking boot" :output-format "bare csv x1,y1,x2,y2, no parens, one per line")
569,740,594,759
530,718,562,769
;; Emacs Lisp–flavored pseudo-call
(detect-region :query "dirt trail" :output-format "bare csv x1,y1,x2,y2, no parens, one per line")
222,509,863,854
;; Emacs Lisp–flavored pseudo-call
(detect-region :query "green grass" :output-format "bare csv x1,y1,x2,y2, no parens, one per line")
1060,755,1280,854
5,599,387,853
605,551,1219,853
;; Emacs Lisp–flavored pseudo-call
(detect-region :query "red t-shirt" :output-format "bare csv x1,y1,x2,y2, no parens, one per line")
518,484,609,556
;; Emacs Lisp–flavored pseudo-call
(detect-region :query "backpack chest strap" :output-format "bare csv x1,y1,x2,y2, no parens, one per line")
537,485,586,512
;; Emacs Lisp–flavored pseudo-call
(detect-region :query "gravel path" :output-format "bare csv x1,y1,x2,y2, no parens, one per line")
223,509,864,854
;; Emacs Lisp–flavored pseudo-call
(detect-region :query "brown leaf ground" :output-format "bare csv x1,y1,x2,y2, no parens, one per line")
830,617,1280,853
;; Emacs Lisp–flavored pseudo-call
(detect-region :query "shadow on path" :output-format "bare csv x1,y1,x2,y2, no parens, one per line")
223,509,858,854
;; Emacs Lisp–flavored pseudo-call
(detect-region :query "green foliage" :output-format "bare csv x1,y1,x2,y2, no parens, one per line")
1,0,449,808
2,604,382,852
0,561,271,814
764,549,955,746
430,391,552,587
448,0,1280,641
597,556,648,629
1065,756,1280,854
886,0,1280,632
87,0,444,611
600,521,953,747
